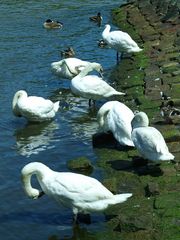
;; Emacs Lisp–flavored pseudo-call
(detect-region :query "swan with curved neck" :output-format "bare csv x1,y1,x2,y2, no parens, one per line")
12,90,59,122
21,162,132,221
70,62,125,106
102,24,143,63
51,57,95,79
131,112,175,161
97,101,134,147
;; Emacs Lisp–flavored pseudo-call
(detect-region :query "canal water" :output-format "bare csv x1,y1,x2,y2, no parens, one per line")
0,0,126,239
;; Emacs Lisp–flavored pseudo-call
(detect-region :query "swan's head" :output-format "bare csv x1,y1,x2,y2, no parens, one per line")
12,90,28,116
90,62,103,75
131,111,149,129
104,24,110,30
21,162,48,199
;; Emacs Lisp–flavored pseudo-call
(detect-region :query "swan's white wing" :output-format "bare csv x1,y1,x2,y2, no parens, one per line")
77,76,117,98
51,172,113,202
132,127,168,156
108,31,139,50
21,96,54,115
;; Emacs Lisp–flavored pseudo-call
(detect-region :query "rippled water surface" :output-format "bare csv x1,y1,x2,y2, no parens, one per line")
0,0,125,239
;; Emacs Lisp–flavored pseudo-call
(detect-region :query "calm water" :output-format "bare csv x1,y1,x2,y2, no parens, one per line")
0,0,126,239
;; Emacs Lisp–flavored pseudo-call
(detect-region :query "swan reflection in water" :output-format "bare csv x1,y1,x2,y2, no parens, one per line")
14,121,59,157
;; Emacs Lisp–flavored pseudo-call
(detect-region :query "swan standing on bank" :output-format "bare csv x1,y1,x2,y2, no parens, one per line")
131,112,175,161
12,90,59,122
70,62,125,106
97,101,134,147
21,162,132,222
102,24,143,63
51,57,95,79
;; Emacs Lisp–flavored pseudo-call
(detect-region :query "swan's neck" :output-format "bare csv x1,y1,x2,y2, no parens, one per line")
102,25,111,40
21,162,51,199
12,90,27,116
72,64,93,80
132,113,149,129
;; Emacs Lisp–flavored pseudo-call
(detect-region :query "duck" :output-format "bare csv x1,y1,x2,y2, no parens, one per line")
70,62,126,106
102,24,143,63
89,12,103,27
51,57,95,79
60,47,75,58
97,101,134,147
12,90,59,122
97,39,108,48
43,19,63,29
160,100,180,124
131,111,175,161
21,162,132,222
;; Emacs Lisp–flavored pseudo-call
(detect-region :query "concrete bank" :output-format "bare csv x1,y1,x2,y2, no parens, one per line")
92,1,180,239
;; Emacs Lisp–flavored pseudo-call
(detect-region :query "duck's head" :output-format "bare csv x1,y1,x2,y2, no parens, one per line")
45,19,53,23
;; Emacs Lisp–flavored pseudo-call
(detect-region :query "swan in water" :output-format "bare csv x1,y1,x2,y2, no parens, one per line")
12,90,59,122
97,101,134,147
131,112,175,161
70,62,126,106
43,19,63,29
51,57,96,79
102,24,143,63
21,162,132,222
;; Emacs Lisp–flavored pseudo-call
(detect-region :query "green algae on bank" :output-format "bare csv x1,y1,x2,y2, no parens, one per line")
93,0,180,239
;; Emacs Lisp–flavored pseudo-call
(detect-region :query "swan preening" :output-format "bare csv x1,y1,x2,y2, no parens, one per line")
21,162,132,221
102,24,143,62
43,19,63,29
51,57,96,79
131,112,175,161
70,62,126,106
97,101,134,147
12,90,59,122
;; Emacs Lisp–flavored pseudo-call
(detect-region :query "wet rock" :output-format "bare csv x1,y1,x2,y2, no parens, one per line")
67,157,93,174
145,182,160,197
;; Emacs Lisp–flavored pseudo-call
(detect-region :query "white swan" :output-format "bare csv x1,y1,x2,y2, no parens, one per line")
102,24,143,62
131,112,175,161
51,57,96,79
21,162,132,221
97,101,134,147
12,90,59,122
70,62,125,106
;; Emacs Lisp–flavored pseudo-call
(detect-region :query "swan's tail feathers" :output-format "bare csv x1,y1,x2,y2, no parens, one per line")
115,91,126,96
110,193,132,205
54,101,60,112
134,47,143,52
160,152,175,161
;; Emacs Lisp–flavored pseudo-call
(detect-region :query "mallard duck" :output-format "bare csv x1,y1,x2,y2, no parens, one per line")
21,162,132,222
102,24,143,63
160,101,180,124
89,12,102,27
60,47,75,58
97,101,134,146
131,112,174,161
97,39,108,48
43,19,63,29
51,57,96,79
12,90,59,122
70,62,126,106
